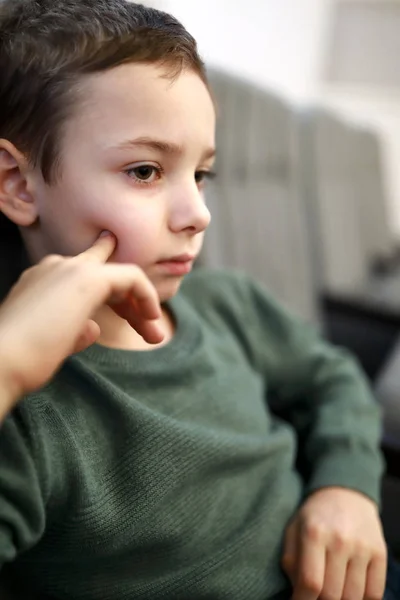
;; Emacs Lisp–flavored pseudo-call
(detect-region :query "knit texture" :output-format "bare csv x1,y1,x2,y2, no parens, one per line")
0,269,383,600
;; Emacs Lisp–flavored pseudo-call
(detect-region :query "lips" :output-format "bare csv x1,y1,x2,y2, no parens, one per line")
156,254,195,276
157,253,196,264
162,254,195,263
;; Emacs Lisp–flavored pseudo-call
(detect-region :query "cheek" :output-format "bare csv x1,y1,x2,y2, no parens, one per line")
48,174,163,263
37,179,109,252
92,207,161,265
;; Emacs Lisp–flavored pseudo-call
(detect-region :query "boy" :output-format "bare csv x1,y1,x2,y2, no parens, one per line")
0,0,389,598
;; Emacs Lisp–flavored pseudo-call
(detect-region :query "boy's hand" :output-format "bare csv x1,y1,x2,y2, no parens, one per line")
282,487,387,600
0,232,163,409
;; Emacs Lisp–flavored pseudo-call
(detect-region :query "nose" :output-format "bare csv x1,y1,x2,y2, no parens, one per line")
168,183,211,235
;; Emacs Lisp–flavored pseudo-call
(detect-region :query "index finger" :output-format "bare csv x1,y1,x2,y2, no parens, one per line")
79,232,117,263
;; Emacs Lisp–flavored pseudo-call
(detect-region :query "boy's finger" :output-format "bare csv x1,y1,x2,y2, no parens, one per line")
72,320,101,355
341,557,369,600
105,266,162,320
79,232,116,263
365,556,387,600
135,318,165,345
134,295,163,321
320,550,347,600
111,303,164,344
292,539,325,600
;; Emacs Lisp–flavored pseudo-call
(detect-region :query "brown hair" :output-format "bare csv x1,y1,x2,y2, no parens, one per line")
0,0,208,298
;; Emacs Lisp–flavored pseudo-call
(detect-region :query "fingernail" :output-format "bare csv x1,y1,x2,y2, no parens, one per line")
100,231,112,238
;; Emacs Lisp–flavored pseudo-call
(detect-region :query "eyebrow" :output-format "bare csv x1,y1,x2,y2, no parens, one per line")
112,136,216,161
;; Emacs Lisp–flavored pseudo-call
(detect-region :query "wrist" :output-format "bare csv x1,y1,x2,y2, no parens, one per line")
0,382,17,422
0,349,21,422
307,486,379,510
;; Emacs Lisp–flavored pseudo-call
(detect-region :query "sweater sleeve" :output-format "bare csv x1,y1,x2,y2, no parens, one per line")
240,276,384,506
0,402,48,569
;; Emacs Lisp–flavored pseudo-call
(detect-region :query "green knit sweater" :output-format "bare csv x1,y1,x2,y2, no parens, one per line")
0,270,383,600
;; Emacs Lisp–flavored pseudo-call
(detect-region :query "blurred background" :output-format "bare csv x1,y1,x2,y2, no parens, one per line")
142,0,400,550
149,0,400,235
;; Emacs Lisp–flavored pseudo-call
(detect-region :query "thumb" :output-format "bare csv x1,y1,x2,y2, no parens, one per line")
72,320,101,355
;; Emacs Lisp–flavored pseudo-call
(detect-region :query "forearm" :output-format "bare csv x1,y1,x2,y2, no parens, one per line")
300,354,384,504
270,339,384,503
242,277,384,500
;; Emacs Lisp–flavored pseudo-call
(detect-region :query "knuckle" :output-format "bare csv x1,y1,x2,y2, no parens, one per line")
299,574,323,595
374,545,388,563
20,265,35,280
303,519,327,543
77,260,97,275
130,264,148,283
41,254,62,266
71,262,99,287
331,530,352,552
120,264,142,283
129,264,141,275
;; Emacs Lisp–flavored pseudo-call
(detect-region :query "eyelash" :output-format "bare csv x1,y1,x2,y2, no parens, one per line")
125,165,217,187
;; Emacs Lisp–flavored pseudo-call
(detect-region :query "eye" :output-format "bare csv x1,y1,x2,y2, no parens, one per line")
195,170,217,186
125,165,162,185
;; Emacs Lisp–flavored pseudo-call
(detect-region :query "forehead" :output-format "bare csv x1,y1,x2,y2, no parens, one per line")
66,63,216,152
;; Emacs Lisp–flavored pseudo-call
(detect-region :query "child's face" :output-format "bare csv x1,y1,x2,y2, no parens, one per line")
27,63,216,301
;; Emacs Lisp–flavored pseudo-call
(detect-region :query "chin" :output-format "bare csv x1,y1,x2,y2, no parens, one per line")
156,277,186,304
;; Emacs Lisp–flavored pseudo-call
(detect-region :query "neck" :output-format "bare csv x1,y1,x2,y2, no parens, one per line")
93,305,175,351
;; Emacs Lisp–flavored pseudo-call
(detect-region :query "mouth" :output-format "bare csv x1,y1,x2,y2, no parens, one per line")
156,254,196,276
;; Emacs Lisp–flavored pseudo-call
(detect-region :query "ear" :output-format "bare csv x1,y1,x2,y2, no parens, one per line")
0,139,38,227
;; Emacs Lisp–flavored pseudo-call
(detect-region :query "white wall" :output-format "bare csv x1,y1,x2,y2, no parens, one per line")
155,0,333,103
